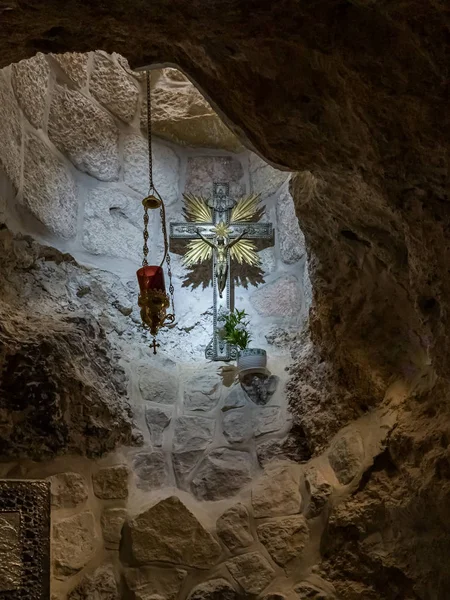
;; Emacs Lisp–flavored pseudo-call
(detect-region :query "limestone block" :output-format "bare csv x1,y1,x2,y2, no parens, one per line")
133,450,168,490
277,191,306,264
145,405,172,446
240,374,279,406
0,70,22,189
52,512,98,578
251,276,302,318
48,83,120,181
216,503,253,551
128,495,222,567
257,515,309,566
187,578,240,600
191,448,253,501
92,465,129,499
252,407,284,437
68,563,119,599
82,184,143,262
123,133,179,203
328,431,364,485
256,438,287,467
259,247,277,274
22,134,78,238
49,472,88,509
173,415,215,453
184,372,222,411
141,68,242,152
252,465,302,517
52,52,89,87
125,565,187,600
226,551,275,595
184,156,244,199
139,367,179,404
223,408,252,444
172,450,203,486
222,385,250,411
11,53,50,129
294,580,335,599
101,508,127,549
305,466,333,517
249,152,289,199
90,52,139,123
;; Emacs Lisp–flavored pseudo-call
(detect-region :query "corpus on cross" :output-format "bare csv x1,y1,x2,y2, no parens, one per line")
170,182,274,361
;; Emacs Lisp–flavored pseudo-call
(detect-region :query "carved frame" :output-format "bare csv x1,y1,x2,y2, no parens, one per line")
0,480,51,600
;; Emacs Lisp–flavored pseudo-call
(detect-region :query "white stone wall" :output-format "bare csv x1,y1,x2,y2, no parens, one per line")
0,52,315,599
0,51,307,361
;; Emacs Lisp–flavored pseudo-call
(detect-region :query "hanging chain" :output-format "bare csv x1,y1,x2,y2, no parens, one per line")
142,206,149,267
160,200,176,318
143,70,175,319
142,70,152,268
146,70,154,192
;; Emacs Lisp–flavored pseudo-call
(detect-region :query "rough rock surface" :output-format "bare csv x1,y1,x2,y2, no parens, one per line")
124,566,187,600
48,84,119,181
187,578,240,600
252,465,302,518
82,184,142,262
92,465,129,499
328,431,365,485
2,4,450,597
123,133,179,202
11,53,49,129
216,504,253,551
132,450,168,490
0,70,22,188
128,496,222,567
251,276,302,318
49,472,88,509
101,508,127,550
68,563,119,600
22,133,78,238
276,191,305,265
226,551,275,595
0,230,135,460
142,68,242,152
304,466,333,518
52,512,97,578
257,515,309,566
90,52,139,123
191,448,253,501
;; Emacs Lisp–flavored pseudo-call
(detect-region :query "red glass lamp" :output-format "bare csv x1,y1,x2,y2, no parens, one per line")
136,73,175,353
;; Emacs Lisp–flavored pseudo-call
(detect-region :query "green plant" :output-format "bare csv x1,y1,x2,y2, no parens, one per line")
218,308,252,350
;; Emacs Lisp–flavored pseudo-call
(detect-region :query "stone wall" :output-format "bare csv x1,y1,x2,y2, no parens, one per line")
0,52,317,599
0,51,307,360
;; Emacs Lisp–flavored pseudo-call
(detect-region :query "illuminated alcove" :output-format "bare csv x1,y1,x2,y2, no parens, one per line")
0,52,318,599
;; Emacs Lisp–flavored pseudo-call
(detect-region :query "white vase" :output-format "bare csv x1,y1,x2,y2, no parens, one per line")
237,348,267,372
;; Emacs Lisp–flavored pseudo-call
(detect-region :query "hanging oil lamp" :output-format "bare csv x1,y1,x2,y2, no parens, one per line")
136,70,175,354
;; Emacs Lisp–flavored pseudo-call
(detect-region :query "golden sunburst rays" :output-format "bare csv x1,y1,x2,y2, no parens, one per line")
231,193,264,223
182,193,212,223
183,239,213,267
212,221,231,238
230,239,260,266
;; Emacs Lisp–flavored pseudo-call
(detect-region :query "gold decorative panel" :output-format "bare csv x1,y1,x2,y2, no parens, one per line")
0,480,50,599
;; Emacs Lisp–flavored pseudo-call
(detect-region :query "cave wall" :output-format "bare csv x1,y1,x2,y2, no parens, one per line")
0,2,449,597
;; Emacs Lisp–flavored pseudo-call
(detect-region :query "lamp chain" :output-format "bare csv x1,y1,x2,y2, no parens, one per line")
146,70,154,191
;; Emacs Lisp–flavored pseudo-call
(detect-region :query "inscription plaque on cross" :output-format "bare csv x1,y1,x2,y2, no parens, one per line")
170,182,274,361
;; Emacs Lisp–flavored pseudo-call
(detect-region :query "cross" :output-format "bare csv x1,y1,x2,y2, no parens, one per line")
150,338,160,354
170,182,274,361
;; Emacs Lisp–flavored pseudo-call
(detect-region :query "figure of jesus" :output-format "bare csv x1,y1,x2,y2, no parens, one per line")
196,228,247,298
